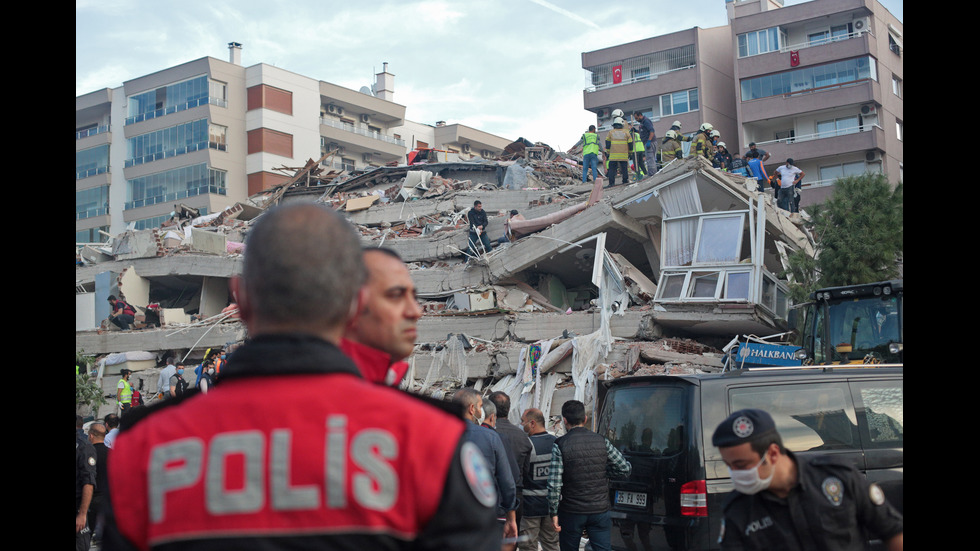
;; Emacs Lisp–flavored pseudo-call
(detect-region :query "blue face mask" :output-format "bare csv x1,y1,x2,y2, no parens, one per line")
177,369,184,375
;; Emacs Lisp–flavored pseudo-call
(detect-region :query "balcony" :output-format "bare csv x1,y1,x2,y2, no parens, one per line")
319,118,405,159
76,125,109,140
750,123,883,168
125,96,225,125
737,31,873,80
740,78,877,123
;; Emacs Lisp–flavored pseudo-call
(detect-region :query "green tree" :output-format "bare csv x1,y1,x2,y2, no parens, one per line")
76,351,107,415
784,173,903,302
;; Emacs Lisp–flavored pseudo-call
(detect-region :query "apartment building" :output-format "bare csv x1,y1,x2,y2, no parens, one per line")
581,0,902,207
76,45,509,243
730,0,902,205
581,25,738,155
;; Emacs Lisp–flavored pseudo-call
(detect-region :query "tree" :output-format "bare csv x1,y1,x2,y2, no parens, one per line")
784,173,903,302
76,351,107,416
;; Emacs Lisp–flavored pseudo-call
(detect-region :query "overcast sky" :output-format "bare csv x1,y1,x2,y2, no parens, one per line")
76,0,902,151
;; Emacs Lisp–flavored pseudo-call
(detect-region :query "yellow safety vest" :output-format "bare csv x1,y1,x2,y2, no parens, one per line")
118,378,133,404
582,132,601,156
631,131,645,152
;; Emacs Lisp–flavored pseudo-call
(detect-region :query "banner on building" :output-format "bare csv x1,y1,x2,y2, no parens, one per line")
612,65,623,84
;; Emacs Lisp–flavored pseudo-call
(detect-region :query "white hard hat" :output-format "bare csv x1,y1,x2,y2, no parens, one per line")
710,130,720,138
700,123,714,133
672,120,682,128
717,142,727,149
666,130,678,139
613,116,625,126
611,109,625,119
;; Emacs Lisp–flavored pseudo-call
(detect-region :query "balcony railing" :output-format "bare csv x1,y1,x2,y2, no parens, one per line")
124,142,226,168
320,118,406,147
585,64,695,93
76,125,109,140
779,29,869,54
125,96,226,125
752,122,879,149
76,166,109,180
124,185,226,210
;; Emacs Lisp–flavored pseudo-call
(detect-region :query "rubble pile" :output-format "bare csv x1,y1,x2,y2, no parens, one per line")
77,149,815,422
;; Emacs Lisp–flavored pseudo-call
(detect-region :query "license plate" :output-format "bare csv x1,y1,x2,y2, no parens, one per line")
616,491,647,507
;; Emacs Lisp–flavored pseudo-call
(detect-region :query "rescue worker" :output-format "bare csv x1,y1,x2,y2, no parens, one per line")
714,142,733,170
669,120,693,143
604,117,633,186
629,124,647,178
102,203,500,551
107,295,136,330
116,369,133,413
580,125,604,183
690,123,714,161
658,130,684,167
712,408,903,550
342,247,423,386
632,111,657,175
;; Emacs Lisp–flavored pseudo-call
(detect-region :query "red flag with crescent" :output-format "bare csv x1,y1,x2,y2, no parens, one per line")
790,51,800,67
613,65,623,84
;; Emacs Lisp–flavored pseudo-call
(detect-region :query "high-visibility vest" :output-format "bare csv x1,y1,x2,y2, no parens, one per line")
631,131,645,152
582,132,601,156
118,378,133,404
605,127,632,161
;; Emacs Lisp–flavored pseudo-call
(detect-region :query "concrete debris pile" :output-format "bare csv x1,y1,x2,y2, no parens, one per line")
77,153,816,422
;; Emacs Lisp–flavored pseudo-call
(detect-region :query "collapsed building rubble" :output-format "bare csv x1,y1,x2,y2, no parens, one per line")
77,151,814,426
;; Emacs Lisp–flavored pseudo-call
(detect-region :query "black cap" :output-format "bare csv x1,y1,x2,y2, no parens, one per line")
712,408,778,448
120,368,132,375
510,209,519,216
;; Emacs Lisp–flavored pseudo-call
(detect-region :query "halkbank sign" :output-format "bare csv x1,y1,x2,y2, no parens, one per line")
734,342,803,367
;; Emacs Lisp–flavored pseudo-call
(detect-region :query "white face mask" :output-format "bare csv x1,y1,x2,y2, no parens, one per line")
728,453,774,495
475,406,485,425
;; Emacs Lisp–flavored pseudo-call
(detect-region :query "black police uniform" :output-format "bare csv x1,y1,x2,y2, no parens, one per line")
76,432,98,551
718,450,903,550
712,409,903,551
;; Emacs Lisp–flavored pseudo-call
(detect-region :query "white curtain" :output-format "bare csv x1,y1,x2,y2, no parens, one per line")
659,176,702,267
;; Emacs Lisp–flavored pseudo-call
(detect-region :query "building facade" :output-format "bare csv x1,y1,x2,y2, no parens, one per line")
580,0,902,207
76,46,510,243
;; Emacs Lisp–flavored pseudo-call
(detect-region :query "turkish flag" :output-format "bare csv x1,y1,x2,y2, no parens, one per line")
790,51,800,67
613,65,623,84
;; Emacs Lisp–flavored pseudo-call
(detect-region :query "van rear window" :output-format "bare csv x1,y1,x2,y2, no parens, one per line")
730,382,856,451
600,386,687,455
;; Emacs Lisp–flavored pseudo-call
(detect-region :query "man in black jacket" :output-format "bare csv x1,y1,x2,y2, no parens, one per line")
547,400,631,551
489,391,532,548
467,200,493,257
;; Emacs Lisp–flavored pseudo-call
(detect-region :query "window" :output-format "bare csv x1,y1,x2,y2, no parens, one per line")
737,27,783,57
730,382,857,451
659,89,699,116
694,215,744,264
600,385,688,455
816,116,860,138
896,119,903,141
891,75,902,98
852,380,903,449
808,30,830,46
631,67,650,81
126,119,213,167
76,185,110,220
76,144,110,179
740,57,876,100
126,164,226,210
819,161,867,184
126,75,215,124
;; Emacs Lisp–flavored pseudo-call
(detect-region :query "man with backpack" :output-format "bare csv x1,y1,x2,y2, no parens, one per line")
169,362,189,398
107,295,136,331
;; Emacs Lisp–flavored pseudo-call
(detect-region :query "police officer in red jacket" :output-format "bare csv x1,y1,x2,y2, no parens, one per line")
102,203,500,551
341,247,422,387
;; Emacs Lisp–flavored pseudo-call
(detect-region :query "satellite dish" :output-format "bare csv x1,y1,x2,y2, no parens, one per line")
359,86,375,96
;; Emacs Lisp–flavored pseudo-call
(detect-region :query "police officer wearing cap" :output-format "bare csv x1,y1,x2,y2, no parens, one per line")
712,409,903,551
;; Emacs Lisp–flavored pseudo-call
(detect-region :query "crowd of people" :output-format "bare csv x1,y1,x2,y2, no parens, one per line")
578,112,805,213
77,202,900,551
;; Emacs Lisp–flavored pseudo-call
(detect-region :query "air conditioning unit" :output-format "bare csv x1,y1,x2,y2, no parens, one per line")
326,104,338,115
865,150,880,162
336,106,344,116
327,142,339,151
360,114,370,123
860,104,877,116
462,143,471,153
852,17,870,34
482,150,494,158
363,153,374,163
336,146,345,155
596,108,607,118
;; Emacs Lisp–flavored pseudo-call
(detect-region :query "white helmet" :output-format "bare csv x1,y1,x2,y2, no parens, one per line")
710,130,721,139
717,141,727,149
671,120,682,129
700,123,714,133
665,130,679,139
612,116,625,126
611,109,625,119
